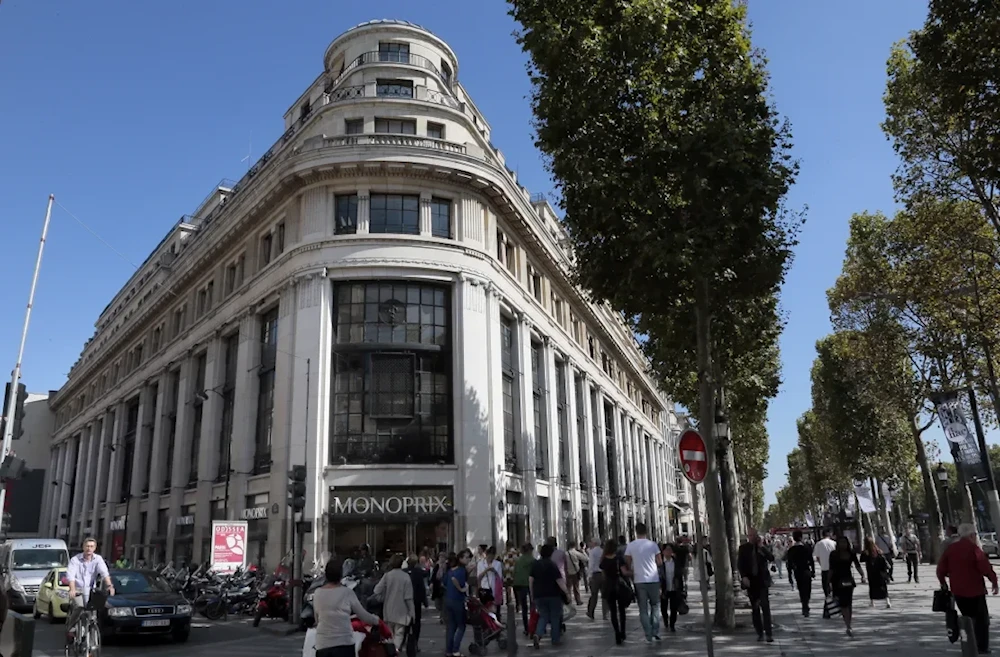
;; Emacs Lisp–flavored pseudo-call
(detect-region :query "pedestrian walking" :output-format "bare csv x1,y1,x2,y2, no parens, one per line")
900,528,922,583
738,528,775,643
476,546,503,604
773,538,787,579
625,522,663,643
373,554,416,651
313,559,381,657
814,530,837,617
444,551,471,657
937,523,998,655
566,542,587,605
546,537,568,582
586,538,607,620
828,536,865,638
431,552,449,625
658,544,684,633
600,539,630,645
860,537,892,609
512,544,535,633
578,543,591,593
529,543,568,648
786,530,815,616
406,554,428,657
940,525,960,553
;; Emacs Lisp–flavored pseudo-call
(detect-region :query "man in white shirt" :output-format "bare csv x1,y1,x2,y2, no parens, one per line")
566,542,587,605
900,528,922,583
625,523,663,642
66,538,115,645
586,538,607,620
813,530,837,618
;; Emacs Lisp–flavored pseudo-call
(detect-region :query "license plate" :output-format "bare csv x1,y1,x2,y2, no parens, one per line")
141,620,170,627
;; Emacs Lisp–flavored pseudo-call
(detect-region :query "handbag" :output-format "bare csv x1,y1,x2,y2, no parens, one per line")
617,579,635,607
824,595,842,618
933,588,953,613
677,598,690,616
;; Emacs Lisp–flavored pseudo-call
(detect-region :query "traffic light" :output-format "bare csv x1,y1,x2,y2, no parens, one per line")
2,383,27,440
287,465,306,513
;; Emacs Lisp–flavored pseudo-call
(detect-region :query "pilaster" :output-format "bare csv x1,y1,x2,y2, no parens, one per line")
419,193,433,236
356,190,370,234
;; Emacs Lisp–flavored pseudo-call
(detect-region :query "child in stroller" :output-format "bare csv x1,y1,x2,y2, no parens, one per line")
466,595,508,655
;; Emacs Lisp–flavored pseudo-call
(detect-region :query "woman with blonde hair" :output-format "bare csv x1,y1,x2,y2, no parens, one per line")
860,537,892,609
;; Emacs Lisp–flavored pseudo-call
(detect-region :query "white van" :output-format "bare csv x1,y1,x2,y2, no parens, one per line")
0,538,70,611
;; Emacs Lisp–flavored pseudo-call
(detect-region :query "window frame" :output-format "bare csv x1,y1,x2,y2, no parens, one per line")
374,118,417,135
369,193,420,235
430,197,451,238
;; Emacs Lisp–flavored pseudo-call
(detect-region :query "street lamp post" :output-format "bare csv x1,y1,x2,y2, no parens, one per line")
936,463,954,527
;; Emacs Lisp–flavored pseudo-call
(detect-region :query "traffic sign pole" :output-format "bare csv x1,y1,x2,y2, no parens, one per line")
679,429,714,657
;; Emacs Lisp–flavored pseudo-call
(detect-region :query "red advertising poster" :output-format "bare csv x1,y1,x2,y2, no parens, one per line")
211,521,248,573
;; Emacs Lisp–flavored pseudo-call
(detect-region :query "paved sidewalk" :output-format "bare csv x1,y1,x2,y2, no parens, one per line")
409,574,992,656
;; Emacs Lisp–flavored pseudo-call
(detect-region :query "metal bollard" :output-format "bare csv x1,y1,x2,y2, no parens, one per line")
506,599,518,656
959,616,978,657
0,611,36,657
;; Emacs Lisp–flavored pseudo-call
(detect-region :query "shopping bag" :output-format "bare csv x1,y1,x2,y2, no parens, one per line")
677,598,690,616
932,588,953,613
302,627,317,657
527,608,539,636
563,603,577,622
824,595,842,618
946,608,960,643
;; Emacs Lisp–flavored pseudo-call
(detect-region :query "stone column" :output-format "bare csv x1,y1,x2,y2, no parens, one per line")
92,408,116,538
194,336,224,562
229,311,262,523
516,314,539,542
356,189,370,234
70,425,96,544
144,373,169,546
485,284,507,543
611,404,627,534
419,193,433,236
580,375,600,531
79,418,104,537
166,357,193,564
265,283,298,570
565,363,583,545
57,438,76,538
457,276,494,547
282,274,331,562
594,387,610,531
40,447,59,534
459,197,483,247
300,186,330,240
125,383,153,549
543,338,561,542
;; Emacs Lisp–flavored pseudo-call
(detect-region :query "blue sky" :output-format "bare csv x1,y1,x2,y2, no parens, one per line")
0,1,937,504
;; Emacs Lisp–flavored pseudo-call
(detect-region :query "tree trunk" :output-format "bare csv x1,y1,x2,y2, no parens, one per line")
911,418,945,564
695,285,735,628
716,386,742,591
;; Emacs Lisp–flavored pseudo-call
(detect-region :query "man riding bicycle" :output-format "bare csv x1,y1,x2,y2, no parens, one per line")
65,538,115,645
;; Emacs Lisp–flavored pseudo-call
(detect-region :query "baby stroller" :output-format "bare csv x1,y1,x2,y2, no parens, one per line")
466,596,507,655
352,617,397,657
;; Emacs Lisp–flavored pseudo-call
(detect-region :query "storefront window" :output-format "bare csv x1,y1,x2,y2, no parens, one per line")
330,282,452,464
329,487,453,560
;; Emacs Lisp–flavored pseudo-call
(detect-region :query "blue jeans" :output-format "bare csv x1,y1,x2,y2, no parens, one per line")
635,582,661,639
535,596,564,644
444,598,467,654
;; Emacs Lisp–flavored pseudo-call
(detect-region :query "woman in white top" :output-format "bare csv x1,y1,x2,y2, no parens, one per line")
477,546,504,603
314,559,380,657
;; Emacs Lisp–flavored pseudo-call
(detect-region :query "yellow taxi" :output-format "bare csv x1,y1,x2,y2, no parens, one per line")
32,568,71,623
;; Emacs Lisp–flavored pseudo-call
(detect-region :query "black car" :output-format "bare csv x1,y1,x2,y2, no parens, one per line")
101,570,191,643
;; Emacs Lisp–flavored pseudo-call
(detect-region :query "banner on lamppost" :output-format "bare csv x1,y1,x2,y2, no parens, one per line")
882,482,894,512
933,390,987,482
853,480,877,514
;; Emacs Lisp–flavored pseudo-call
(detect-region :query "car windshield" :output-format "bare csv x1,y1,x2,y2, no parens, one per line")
111,572,172,595
12,549,68,570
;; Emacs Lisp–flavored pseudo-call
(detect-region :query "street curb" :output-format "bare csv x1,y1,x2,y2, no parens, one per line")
258,624,302,637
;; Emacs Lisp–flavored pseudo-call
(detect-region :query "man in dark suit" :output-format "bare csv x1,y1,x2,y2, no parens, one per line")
738,528,775,643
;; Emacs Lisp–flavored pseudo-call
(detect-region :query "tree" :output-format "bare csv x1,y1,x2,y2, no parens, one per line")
508,0,800,627
883,0,1000,237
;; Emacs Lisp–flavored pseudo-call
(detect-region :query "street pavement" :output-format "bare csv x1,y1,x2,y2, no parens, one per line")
25,561,996,656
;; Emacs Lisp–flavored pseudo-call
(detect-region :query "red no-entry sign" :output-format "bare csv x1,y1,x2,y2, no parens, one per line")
679,429,708,484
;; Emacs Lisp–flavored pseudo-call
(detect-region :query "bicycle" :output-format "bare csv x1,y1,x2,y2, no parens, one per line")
62,587,107,657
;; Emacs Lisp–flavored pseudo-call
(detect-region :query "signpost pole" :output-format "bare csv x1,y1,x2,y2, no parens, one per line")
691,482,714,657
678,429,714,657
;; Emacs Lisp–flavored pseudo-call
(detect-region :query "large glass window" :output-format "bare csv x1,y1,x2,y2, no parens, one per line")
330,282,452,464
556,361,570,484
430,198,451,238
163,370,179,490
254,309,278,474
576,374,588,488
532,343,548,478
378,41,410,64
501,319,517,471
376,79,414,98
189,353,207,488
218,333,238,481
604,401,616,497
370,194,420,235
374,118,417,135
335,194,358,235
120,399,139,502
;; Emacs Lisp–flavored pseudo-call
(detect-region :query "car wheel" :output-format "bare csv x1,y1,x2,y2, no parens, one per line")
173,628,190,643
50,603,60,625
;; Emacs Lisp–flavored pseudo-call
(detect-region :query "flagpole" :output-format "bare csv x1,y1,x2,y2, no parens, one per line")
0,194,55,533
